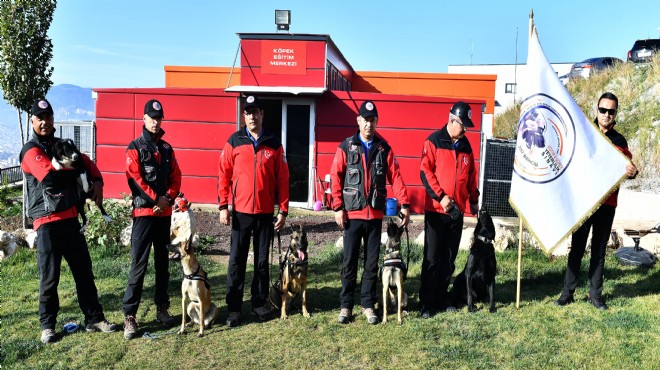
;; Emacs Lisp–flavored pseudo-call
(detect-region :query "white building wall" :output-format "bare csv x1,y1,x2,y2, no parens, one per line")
449,63,573,115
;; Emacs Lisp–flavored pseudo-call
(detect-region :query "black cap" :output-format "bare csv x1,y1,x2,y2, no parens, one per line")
31,98,54,116
242,95,262,111
358,100,378,118
144,99,164,118
450,101,474,127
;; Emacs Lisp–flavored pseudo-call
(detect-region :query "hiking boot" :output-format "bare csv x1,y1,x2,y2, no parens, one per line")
554,294,575,306
226,312,241,327
85,320,121,333
123,315,138,340
587,296,608,310
420,306,433,319
252,306,273,321
156,304,176,326
362,308,378,325
41,328,56,344
338,308,352,324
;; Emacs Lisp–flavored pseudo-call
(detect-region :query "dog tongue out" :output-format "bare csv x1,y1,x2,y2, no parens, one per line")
298,250,306,261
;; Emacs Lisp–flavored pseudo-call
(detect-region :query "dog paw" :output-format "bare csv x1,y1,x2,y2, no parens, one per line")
197,332,204,338
280,315,288,320
303,312,310,319
177,329,184,335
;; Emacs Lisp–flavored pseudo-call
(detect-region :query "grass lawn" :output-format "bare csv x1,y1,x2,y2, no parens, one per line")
1,240,658,369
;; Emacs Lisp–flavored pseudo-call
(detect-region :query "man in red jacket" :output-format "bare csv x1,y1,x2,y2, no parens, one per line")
218,95,290,327
554,92,638,310
419,101,480,318
20,98,120,344
122,99,182,339
331,100,410,325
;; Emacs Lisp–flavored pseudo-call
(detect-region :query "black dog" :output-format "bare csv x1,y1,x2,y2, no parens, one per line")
51,139,112,232
449,209,497,313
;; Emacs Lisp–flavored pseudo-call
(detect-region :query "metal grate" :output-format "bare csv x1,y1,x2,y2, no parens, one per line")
55,121,94,159
482,138,516,217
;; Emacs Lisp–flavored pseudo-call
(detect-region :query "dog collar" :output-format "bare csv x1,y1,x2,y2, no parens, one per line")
476,235,493,243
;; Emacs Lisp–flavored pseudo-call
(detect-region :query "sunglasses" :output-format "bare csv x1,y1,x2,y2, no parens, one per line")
598,107,616,115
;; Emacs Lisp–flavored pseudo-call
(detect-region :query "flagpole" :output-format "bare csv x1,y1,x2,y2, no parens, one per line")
516,217,523,308
515,9,534,310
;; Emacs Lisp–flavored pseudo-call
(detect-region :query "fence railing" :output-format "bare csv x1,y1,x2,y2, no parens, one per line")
0,165,22,184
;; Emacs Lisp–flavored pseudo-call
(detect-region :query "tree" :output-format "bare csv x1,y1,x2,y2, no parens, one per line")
0,0,57,145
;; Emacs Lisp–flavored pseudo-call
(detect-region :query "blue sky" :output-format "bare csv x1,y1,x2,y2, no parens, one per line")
49,0,660,88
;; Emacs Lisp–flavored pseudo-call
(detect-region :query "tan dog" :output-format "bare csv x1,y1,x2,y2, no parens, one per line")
276,225,310,320
176,239,218,337
170,196,218,337
381,219,407,324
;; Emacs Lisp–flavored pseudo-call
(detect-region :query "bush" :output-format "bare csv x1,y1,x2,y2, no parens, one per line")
83,193,132,257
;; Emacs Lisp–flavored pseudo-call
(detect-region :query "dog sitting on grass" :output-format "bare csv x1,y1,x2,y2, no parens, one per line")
381,218,408,324
449,209,497,313
269,224,310,320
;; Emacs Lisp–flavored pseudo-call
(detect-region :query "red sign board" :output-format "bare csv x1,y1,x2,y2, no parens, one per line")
261,40,307,75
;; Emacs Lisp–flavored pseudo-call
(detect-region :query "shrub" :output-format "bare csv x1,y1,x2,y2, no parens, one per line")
83,193,132,257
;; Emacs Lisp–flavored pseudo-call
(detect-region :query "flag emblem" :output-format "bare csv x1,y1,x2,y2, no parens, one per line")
515,93,576,184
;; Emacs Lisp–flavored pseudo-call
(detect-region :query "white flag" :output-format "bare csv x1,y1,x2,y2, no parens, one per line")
509,25,630,254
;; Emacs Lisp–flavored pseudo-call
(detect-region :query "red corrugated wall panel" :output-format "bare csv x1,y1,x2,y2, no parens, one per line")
93,88,238,204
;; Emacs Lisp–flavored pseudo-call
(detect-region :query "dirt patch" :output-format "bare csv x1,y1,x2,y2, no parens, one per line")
193,208,426,259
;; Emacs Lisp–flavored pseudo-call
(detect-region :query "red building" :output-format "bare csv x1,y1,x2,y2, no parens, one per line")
94,33,495,214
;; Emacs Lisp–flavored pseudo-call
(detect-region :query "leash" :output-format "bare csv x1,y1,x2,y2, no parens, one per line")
269,221,282,291
142,327,179,340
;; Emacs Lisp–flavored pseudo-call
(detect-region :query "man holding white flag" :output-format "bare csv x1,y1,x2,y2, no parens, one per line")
555,93,638,310
509,22,633,254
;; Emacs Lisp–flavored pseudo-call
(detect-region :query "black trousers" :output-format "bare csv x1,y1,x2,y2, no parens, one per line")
419,210,464,310
123,216,171,316
226,212,273,312
36,218,105,330
561,204,616,299
339,218,382,310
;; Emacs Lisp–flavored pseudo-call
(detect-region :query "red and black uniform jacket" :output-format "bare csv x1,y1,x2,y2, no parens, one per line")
126,126,181,217
217,128,290,215
601,122,633,207
330,131,409,220
20,131,102,230
420,125,479,214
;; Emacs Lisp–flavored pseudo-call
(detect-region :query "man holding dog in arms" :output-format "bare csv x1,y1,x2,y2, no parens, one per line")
20,98,120,344
331,100,410,325
122,99,182,339
218,95,290,327
554,92,638,310
419,101,480,319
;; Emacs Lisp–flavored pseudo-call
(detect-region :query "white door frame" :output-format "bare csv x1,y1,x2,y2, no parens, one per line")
281,98,316,209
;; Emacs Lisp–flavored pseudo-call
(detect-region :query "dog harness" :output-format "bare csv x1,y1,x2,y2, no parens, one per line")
382,248,408,281
183,264,210,290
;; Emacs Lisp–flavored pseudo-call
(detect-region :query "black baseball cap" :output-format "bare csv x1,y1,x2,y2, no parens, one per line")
242,95,262,111
450,101,474,128
31,98,54,116
358,100,378,118
144,99,164,118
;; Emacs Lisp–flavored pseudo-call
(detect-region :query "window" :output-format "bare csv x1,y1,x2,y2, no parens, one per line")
505,83,517,94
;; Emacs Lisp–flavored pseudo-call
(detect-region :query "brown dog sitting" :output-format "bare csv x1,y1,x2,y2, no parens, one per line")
176,240,219,337
381,218,408,324
271,225,310,320
171,196,218,337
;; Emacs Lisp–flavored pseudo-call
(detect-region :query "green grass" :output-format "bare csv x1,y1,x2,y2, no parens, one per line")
1,238,658,369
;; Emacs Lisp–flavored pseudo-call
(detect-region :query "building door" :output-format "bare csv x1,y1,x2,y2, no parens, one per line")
282,99,315,208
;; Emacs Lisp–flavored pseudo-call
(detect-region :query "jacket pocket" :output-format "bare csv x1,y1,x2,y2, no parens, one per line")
368,186,387,211
43,186,76,213
346,168,361,186
343,186,365,211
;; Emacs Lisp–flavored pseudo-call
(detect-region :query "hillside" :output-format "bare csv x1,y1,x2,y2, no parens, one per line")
494,55,660,193
0,84,93,167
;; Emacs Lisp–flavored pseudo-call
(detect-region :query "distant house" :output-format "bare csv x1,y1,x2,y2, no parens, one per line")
448,63,573,115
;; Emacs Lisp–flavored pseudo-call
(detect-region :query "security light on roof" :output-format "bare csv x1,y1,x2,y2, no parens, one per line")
275,10,290,31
